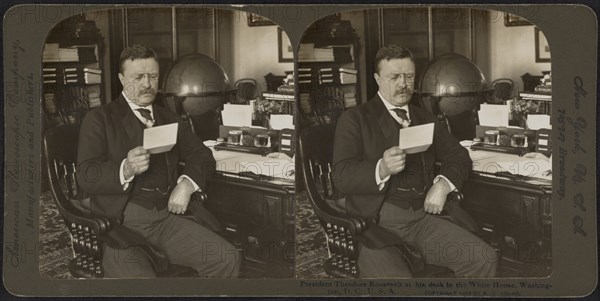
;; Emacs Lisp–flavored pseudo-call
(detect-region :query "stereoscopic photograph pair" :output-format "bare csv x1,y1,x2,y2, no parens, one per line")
3,3,597,298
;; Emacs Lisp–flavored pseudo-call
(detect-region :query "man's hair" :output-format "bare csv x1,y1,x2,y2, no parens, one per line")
119,44,158,74
375,45,414,74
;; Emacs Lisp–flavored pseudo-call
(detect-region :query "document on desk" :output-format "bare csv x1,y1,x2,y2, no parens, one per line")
399,123,434,154
239,156,295,180
495,159,552,179
269,114,294,130
478,104,509,127
143,123,178,154
222,104,252,127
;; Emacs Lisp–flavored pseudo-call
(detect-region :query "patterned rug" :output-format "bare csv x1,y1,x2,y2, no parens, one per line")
39,191,73,279
294,191,331,278
40,189,333,279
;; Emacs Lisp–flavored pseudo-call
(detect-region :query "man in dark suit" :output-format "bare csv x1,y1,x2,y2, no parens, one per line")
332,45,496,277
76,44,239,278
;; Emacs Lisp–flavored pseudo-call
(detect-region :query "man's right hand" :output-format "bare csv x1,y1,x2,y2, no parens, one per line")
379,146,406,179
123,146,150,180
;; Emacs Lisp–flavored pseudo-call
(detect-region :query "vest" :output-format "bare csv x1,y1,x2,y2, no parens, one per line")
385,119,428,209
129,118,171,210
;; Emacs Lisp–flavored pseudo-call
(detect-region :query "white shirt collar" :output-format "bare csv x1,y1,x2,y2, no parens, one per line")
378,91,410,122
122,92,154,121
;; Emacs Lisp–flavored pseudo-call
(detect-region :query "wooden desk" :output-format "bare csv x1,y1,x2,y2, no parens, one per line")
462,148,552,277
203,148,295,277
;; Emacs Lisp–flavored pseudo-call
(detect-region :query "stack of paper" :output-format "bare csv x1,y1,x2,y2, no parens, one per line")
42,44,60,62
59,47,79,62
339,68,357,84
84,67,102,84
87,89,101,108
343,92,356,108
478,104,509,127
298,43,335,62
298,44,316,61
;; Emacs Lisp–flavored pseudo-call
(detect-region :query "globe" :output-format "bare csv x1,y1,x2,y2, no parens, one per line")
419,53,493,116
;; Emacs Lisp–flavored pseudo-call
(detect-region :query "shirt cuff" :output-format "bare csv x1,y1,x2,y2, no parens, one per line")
433,175,457,192
375,159,390,191
177,175,201,192
119,159,135,191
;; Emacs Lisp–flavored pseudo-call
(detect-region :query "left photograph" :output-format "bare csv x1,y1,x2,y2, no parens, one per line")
40,7,295,279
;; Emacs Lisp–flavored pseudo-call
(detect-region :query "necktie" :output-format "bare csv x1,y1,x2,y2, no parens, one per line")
391,108,411,128
136,108,154,128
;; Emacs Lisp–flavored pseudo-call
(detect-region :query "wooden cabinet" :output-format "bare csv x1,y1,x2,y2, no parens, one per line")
204,174,295,278
206,175,295,239
461,175,552,277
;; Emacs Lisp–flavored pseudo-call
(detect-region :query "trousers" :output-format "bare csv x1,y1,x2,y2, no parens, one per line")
102,202,240,278
358,201,497,278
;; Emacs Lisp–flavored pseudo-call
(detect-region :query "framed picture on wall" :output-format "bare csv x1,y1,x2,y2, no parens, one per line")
535,27,551,62
278,27,293,62
504,13,532,26
247,13,275,26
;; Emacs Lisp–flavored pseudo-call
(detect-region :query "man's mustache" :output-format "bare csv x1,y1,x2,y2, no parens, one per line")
139,89,156,95
395,88,412,95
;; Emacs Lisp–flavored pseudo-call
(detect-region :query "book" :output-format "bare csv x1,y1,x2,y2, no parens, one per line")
262,92,295,100
339,67,357,74
519,92,551,101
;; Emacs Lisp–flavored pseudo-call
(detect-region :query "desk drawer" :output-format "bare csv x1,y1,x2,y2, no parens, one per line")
205,178,294,240
462,178,550,233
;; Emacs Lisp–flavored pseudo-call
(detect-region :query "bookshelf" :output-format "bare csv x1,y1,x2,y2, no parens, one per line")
42,16,105,129
297,17,361,126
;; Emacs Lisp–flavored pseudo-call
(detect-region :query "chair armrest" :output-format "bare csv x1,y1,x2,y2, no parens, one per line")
50,184,112,235
191,191,208,203
67,212,112,235
447,190,464,203
312,194,367,235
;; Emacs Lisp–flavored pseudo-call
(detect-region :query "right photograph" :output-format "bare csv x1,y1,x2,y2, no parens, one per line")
295,7,552,278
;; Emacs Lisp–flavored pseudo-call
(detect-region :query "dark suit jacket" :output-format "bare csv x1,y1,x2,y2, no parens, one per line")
332,94,472,247
76,94,216,221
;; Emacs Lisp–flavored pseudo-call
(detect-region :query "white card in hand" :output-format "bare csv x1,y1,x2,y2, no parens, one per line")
143,123,178,154
399,123,434,154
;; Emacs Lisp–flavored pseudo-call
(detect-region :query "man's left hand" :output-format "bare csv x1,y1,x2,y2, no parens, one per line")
168,178,195,214
424,180,452,214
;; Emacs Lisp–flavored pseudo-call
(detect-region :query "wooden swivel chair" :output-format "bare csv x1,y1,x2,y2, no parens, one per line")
299,124,465,278
234,78,260,104
312,97,345,125
491,78,515,103
44,124,211,278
